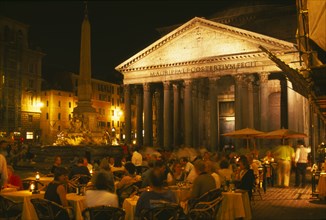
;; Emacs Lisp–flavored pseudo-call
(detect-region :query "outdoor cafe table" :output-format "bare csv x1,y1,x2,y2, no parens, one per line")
66,193,87,220
23,176,54,186
317,172,326,199
216,190,252,220
0,190,45,220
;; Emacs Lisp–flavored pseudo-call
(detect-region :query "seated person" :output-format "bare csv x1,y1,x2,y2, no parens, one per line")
142,160,166,188
83,157,93,172
180,157,194,176
190,160,216,199
217,159,233,181
135,169,177,218
116,162,141,190
6,165,23,190
51,156,62,174
85,171,118,207
205,161,221,189
69,158,91,184
45,167,69,207
110,157,125,172
234,155,255,199
167,162,186,185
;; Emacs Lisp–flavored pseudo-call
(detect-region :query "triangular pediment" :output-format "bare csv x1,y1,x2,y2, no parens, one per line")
116,17,296,72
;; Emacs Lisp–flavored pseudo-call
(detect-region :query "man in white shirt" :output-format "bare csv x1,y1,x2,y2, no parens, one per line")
131,147,142,174
180,157,194,176
294,140,311,187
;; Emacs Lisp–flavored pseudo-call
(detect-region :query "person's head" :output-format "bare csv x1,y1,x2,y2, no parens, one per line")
93,171,115,193
172,162,182,174
109,157,115,165
153,159,166,174
180,157,188,165
220,159,230,169
77,157,85,165
54,156,61,166
194,159,206,175
238,155,250,170
124,162,136,175
7,165,14,178
203,152,211,160
205,160,214,174
83,157,88,166
54,167,68,182
99,158,111,172
297,140,304,146
0,140,7,149
149,169,165,188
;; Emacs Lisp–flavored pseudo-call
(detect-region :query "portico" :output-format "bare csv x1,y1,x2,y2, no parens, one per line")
116,17,306,150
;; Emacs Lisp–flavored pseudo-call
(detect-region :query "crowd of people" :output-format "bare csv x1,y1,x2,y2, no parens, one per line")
0,139,312,218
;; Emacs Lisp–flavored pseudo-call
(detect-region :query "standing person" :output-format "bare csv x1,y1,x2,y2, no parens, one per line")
131,147,142,175
274,141,295,188
0,140,8,188
295,140,311,187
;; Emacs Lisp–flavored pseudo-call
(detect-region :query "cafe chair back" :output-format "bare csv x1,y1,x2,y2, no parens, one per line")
188,188,222,210
188,196,223,220
30,198,72,220
140,202,183,220
0,195,23,220
82,205,125,220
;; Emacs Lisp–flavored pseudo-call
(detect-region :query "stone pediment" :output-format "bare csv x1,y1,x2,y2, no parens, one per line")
116,17,296,73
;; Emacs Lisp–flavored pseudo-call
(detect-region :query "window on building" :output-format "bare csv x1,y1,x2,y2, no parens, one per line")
58,113,61,120
46,113,49,120
107,122,110,127
112,110,114,116
112,121,114,127
58,101,61,107
75,90,78,96
117,121,120,127
58,126,61,131
46,101,49,107
112,98,114,105
26,132,33,140
69,114,71,120
69,102,71,108
28,115,33,122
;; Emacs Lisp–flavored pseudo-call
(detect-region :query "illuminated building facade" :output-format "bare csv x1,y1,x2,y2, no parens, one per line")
40,72,132,145
0,16,44,142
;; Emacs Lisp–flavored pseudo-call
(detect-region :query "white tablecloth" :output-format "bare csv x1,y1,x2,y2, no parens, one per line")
67,193,87,220
317,173,326,198
1,190,45,220
216,190,252,220
123,197,138,220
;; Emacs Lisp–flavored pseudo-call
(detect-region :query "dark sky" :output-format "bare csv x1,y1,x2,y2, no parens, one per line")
0,1,289,83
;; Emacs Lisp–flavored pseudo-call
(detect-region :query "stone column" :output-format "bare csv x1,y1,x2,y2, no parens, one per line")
247,75,255,128
192,82,199,148
209,77,219,151
124,84,131,144
135,86,143,146
154,88,163,148
259,72,270,131
234,75,245,130
173,84,180,147
184,79,193,147
280,79,288,129
143,83,152,146
163,81,172,149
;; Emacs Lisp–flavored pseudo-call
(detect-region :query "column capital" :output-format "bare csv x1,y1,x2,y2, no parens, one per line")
163,81,171,90
247,75,255,91
172,83,179,91
209,76,221,83
233,74,246,85
143,83,151,91
183,79,192,87
259,72,269,83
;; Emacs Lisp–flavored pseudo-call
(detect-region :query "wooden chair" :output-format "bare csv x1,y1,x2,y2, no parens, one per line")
30,198,72,220
116,182,140,207
82,205,125,220
188,188,222,210
0,195,23,220
252,172,263,202
188,196,223,220
140,202,184,220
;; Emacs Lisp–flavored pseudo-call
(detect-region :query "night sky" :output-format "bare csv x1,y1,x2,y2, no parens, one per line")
1,1,291,83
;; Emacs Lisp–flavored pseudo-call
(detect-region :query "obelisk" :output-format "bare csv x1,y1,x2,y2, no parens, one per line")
73,2,97,131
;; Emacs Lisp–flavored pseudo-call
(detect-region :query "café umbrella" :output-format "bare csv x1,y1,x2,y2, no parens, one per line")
256,128,307,144
222,128,265,149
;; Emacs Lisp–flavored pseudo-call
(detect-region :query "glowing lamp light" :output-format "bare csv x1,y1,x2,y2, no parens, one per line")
90,169,93,176
35,172,40,180
30,182,35,192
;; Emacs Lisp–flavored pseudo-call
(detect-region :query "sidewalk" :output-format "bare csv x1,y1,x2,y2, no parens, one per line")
252,173,326,220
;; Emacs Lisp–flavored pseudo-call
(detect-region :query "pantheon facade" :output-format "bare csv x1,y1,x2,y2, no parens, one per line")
116,17,317,151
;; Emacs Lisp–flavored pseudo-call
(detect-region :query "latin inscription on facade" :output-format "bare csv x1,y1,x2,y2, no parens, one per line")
149,61,257,77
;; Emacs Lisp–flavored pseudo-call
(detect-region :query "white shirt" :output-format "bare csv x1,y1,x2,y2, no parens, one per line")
0,154,8,187
295,145,311,163
131,151,142,167
85,190,118,207
184,162,194,174
211,172,221,189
